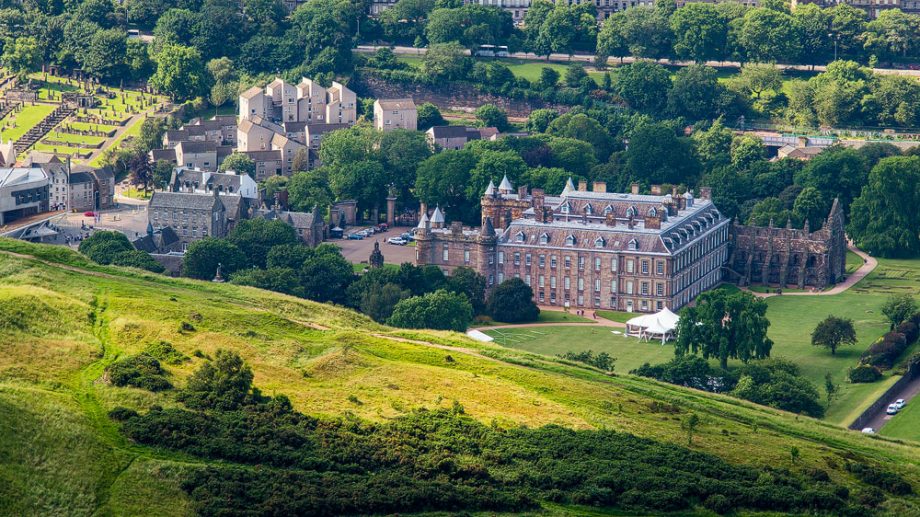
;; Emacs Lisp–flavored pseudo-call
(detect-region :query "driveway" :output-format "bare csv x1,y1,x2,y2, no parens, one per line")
333,226,417,266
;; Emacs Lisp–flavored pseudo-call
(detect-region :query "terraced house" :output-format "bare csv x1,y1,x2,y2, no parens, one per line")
416,177,730,312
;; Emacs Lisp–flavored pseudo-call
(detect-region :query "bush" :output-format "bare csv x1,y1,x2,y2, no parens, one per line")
558,350,615,372
486,278,539,323
848,364,882,383
387,289,473,332
847,463,913,495
144,341,189,365
862,330,913,370
107,354,172,391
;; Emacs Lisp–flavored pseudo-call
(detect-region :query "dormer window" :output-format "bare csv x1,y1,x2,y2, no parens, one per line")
603,204,613,215
560,202,570,214
625,206,636,218
540,232,550,244
515,231,526,243
647,207,657,217
584,204,593,215
627,238,638,251
594,237,605,248
565,235,576,246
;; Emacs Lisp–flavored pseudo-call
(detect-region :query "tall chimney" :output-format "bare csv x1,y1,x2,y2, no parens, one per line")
699,186,712,200
578,180,587,192
518,185,528,199
671,185,678,197
631,183,639,195
605,212,616,227
650,185,662,195
593,181,606,193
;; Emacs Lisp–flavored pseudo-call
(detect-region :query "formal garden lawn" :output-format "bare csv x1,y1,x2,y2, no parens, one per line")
485,256,920,429
485,325,675,374
881,399,920,441
0,103,56,143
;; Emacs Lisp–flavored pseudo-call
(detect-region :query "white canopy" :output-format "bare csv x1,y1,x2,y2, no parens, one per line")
625,308,679,344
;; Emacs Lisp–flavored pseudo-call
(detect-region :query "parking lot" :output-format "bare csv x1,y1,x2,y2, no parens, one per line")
333,226,418,266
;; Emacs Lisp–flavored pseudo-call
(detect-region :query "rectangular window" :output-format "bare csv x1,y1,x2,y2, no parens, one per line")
489,255,494,265
442,244,449,262
550,256,557,268
595,257,601,271
657,261,664,275
564,277,571,290
641,260,649,275
539,275,545,288
489,274,494,285
513,252,520,265
656,283,664,296
551,277,557,289
578,257,585,270
550,291,556,303
641,282,649,295
539,254,545,267
464,250,470,264
577,278,584,291
611,258,617,272
577,294,584,306
564,256,571,269
498,272,504,284
657,301,663,311
525,253,532,266
626,260,634,274
525,274,531,286
539,291,545,302
594,279,601,292
498,252,504,264
626,281,634,295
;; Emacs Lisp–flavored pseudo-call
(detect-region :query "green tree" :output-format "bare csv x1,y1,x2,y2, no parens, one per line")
388,289,473,331
683,413,700,446
881,293,918,329
228,218,299,269
416,102,445,131
415,149,477,219
182,238,247,280
286,170,334,212
422,42,471,82
546,113,615,161
231,267,303,297
359,282,412,322
676,289,774,369
446,267,487,315
150,43,208,101
692,119,734,169
862,9,919,59
2,36,41,80
612,61,672,114
795,145,867,213
475,103,510,131
218,153,256,178
619,6,672,59
79,231,134,264
730,135,766,171
811,316,857,355
847,156,920,258
624,124,701,185
486,278,539,323
539,67,560,89
178,349,256,411
80,28,127,81
730,63,783,99
667,64,735,121
792,186,827,230
596,12,629,63
669,3,728,62
379,129,432,194
739,8,799,63
866,75,920,128
299,244,354,304
526,109,558,133
746,197,792,227
792,4,831,67
830,4,867,57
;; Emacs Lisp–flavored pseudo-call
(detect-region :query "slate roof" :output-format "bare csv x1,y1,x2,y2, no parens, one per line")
427,125,479,139
150,149,177,162
69,171,94,184
242,150,282,161
376,98,416,110
176,141,217,154
240,86,263,99
150,191,219,210
132,227,180,253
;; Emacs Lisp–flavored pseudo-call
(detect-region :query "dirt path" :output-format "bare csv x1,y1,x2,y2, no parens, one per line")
742,245,877,299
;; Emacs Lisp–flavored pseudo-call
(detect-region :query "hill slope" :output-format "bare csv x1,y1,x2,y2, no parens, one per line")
0,238,918,516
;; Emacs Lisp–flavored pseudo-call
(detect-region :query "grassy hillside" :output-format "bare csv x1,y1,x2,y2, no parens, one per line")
0,238,918,515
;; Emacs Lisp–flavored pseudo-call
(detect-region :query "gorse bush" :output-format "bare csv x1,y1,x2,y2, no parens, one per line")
107,354,172,391
110,350,877,516
848,364,883,383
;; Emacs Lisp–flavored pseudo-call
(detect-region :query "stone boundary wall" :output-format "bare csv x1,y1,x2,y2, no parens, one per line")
848,363,919,430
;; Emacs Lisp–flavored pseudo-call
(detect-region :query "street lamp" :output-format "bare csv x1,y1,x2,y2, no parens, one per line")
827,32,839,62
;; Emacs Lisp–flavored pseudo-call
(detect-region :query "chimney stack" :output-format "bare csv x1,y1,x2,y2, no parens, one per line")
593,181,606,193
578,180,587,192
699,186,712,200
518,185,528,199
605,212,616,227
650,185,662,195
671,185,678,197
631,183,639,195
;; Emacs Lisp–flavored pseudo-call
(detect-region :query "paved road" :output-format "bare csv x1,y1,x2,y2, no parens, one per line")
334,226,417,266
861,374,920,432
356,45,920,78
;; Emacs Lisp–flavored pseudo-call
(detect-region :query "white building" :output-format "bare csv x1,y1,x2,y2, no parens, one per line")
0,167,50,225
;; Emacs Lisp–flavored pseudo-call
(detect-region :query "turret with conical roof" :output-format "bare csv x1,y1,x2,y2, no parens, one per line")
498,175,513,194
484,180,496,197
561,177,575,196
430,205,445,229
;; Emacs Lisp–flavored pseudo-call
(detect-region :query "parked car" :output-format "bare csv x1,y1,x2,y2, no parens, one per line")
861,427,876,435
886,403,899,415
387,237,407,246
347,233,364,240
376,223,389,232
894,399,906,410
401,232,415,241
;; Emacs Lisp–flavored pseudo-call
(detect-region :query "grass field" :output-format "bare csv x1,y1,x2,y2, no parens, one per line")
396,55,607,85
0,238,918,514
882,400,920,440
0,103,56,143
477,310,593,326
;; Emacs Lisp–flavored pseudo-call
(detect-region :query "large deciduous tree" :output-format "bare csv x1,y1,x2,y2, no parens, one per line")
612,61,672,114
676,290,774,369
739,8,799,63
487,278,539,323
228,218,299,269
811,316,857,355
669,3,728,63
387,289,473,331
150,43,208,101
182,238,248,280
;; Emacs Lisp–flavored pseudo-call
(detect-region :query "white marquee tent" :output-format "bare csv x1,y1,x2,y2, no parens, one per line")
625,308,680,344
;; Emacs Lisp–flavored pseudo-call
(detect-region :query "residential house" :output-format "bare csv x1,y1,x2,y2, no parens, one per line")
148,190,231,247
374,99,418,131
305,123,350,149
68,170,95,212
175,141,218,171
254,203,325,246
168,167,259,200
239,86,270,121
243,150,285,181
426,126,500,150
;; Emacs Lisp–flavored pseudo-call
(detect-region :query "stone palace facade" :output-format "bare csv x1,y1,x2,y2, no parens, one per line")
416,178,847,312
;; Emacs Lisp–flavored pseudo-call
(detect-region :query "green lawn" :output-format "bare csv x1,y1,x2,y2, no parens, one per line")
484,325,675,374
881,399,920,441
846,250,865,274
396,55,606,85
487,257,920,427
0,103,57,143
42,130,106,146
477,310,593,327
596,310,635,323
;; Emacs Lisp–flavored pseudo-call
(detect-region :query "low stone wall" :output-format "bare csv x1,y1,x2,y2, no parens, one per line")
848,362,919,430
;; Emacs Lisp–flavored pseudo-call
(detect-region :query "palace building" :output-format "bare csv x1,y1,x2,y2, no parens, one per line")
416,177,730,313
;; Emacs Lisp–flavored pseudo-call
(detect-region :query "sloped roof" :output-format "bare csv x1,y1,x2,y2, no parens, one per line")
150,191,219,210
376,98,416,110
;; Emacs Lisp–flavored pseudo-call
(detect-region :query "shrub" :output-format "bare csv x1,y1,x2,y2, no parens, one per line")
558,350,615,372
847,463,913,495
848,364,882,383
107,354,172,391
387,289,473,332
144,341,189,365
863,331,911,369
